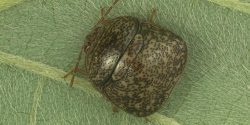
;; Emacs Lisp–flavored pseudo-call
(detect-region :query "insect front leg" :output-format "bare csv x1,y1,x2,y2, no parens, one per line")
96,0,120,26
148,8,157,24
63,44,85,87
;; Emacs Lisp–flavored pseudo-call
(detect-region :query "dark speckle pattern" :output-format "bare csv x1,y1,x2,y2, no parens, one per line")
83,16,187,117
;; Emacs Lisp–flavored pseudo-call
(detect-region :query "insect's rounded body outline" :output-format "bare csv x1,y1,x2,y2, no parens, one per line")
82,16,187,117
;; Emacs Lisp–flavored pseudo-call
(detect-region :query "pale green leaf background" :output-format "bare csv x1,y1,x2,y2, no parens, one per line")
0,0,249,125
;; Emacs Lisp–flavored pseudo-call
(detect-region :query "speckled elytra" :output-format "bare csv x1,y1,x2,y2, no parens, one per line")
65,0,187,117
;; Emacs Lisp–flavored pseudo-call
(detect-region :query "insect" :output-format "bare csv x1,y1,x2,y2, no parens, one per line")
65,0,187,117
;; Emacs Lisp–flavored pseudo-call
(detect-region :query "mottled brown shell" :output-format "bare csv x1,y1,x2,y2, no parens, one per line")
83,16,187,117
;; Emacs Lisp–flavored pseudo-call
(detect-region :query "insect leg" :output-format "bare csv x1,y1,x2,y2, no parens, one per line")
148,8,157,24
112,104,119,113
96,0,120,25
63,44,85,87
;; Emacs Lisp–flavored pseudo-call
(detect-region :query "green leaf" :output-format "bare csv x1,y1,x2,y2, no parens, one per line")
0,0,24,11
208,0,250,14
0,0,249,125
